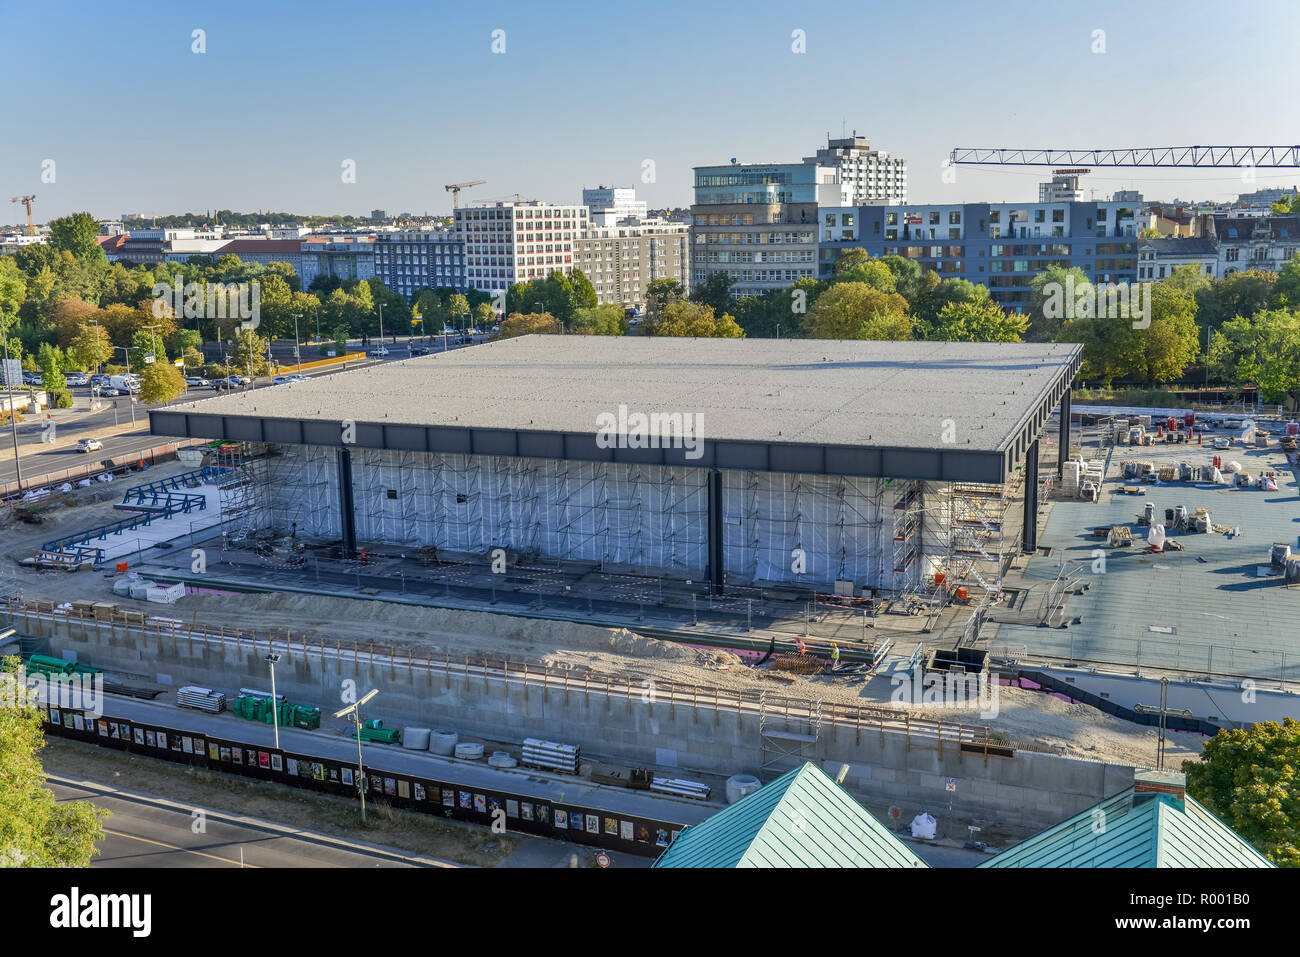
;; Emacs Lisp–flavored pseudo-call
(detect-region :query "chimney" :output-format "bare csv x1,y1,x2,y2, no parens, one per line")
1134,769,1186,807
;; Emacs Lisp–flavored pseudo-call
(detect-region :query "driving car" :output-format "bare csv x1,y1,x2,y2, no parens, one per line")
99,386,122,396
75,438,103,453
185,376,209,387
366,347,389,358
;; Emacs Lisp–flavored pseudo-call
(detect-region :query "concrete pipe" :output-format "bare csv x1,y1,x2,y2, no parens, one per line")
454,742,484,760
487,751,518,769
402,727,431,750
428,730,458,756
725,774,762,804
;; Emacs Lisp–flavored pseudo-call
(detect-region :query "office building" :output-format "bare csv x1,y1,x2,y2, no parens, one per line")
583,186,648,226
455,201,588,298
691,162,847,297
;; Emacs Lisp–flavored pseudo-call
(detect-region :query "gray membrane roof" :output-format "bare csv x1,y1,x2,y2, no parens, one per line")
150,336,1081,482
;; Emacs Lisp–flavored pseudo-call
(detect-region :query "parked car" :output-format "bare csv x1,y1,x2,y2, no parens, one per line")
75,438,103,453
185,376,209,387
64,372,90,386
22,371,41,386
99,386,122,397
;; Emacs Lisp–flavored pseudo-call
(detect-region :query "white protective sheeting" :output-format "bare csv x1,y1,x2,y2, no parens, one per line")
254,445,930,589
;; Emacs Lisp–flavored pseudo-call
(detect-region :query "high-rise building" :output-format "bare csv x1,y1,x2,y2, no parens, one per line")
583,186,648,226
690,162,847,297
372,229,465,300
300,236,377,290
573,219,690,308
455,201,588,298
803,135,908,204
1039,171,1089,203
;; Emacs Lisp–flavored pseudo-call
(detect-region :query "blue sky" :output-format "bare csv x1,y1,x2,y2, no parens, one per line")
3,0,1297,221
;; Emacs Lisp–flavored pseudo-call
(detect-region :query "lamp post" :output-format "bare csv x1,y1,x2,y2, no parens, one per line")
377,303,385,353
114,346,136,426
293,314,302,372
265,652,281,750
333,689,379,824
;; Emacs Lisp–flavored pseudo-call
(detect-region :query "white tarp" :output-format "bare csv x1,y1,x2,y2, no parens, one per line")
1147,524,1166,550
910,812,937,839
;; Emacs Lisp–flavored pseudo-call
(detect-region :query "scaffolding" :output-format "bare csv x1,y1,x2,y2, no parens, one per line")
758,690,823,781
891,480,923,598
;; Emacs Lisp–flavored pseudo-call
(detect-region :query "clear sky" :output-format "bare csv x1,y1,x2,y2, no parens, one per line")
3,0,1298,222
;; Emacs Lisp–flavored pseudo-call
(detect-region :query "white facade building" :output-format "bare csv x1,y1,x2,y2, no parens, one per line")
583,186,648,226
802,135,907,204
455,201,588,297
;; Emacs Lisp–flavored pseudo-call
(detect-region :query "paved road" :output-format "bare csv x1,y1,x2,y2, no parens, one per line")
49,777,447,868
0,428,163,487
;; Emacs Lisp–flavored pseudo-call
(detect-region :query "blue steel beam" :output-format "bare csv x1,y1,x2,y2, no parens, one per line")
949,146,1300,168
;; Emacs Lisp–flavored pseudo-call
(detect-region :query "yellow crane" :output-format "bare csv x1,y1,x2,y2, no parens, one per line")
444,180,486,209
9,195,35,236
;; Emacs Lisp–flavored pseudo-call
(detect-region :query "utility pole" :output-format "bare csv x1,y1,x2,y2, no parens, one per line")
114,346,136,426
333,689,378,824
377,304,385,350
1134,677,1193,771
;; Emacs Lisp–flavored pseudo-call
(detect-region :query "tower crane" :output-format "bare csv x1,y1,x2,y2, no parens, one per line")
444,180,486,209
948,146,1300,168
9,195,35,236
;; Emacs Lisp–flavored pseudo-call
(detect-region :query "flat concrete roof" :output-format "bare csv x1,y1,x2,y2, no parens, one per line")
151,337,1080,483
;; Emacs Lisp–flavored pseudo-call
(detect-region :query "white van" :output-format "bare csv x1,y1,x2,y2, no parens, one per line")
108,374,140,394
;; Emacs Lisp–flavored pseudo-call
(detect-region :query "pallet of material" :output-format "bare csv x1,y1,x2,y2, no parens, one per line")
521,737,580,774
177,686,226,713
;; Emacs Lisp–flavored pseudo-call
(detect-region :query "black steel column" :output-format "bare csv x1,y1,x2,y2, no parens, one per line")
1022,439,1039,554
707,468,724,596
1057,387,1072,479
337,447,357,559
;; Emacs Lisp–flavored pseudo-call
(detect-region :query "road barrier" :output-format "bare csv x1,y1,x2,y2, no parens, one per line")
0,440,189,502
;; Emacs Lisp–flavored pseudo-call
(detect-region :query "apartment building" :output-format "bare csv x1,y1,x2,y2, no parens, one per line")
573,219,690,308
818,199,1140,308
583,186,648,226
372,229,464,299
803,135,907,204
455,201,588,298
1214,214,1300,277
1038,171,1088,203
691,162,848,297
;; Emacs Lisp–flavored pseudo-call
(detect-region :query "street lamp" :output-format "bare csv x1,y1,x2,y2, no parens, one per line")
265,652,281,750
113,346,136,427
293,314,302,373
333,688,379,824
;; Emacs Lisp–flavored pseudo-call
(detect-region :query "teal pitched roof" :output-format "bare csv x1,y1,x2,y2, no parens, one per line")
978,787,1273,869
653,763,927,868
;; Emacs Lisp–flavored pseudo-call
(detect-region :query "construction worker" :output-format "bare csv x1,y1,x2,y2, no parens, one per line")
796,636,807,656
830,642,840,670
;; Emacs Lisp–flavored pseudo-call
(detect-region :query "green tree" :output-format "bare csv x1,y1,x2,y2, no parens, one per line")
0,656,107,866
689,272,735,315
445,294,470,327
1208,308,1300,403
1029,265,1093,341
1271,257,1300,310
570,304,628,336
829,258,897,294
1134,282,1201,381
67,324,111,372
499,312,562,338
473,302,496,328
803,282,911,340
37,342,68,401
229,327,270,377
645,279,684,322
930,292,1028,342
0,257,26,318
649,300,744,338
569,269,598,311
47,212,106,261
1184,718,1300,866
139,359,187,404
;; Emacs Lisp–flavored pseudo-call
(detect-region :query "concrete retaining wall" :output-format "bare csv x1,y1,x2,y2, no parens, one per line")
26,611,1136,837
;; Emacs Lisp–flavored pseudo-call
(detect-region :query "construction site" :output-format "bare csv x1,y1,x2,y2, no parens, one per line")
5,335,1299,857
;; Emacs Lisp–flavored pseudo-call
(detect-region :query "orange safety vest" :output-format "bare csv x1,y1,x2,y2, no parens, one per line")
796,639,807,655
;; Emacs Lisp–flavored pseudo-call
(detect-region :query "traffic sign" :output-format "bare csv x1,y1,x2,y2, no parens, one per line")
596,852,611,868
